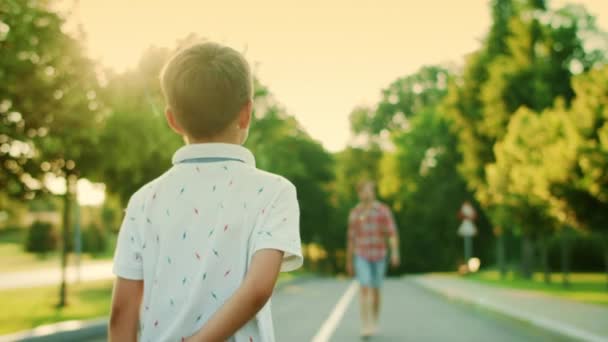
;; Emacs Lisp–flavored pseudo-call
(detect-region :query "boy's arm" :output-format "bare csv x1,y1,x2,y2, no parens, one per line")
109,277,143,342
187,249,284,342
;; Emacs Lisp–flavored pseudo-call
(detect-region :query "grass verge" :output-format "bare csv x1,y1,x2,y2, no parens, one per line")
464,270,608,306
0,270,307,335
0,280,113,335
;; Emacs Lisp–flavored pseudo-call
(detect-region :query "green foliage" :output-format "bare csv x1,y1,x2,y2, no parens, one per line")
3,0,607,277
0,0,103,199
247,80,334,246
0,0,62,198
340,64,494,271
97,47,182,204
81,223,107,254
445,2,606,254
442,2,608,277
94,39,336,255
329,145,383,261
445,2,606,198
25,221,57,254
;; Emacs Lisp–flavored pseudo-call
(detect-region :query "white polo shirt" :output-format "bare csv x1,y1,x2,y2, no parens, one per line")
112,143,303,342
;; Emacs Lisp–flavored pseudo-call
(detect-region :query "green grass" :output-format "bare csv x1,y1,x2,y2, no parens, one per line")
0,268,306,335
0,280,113,335
465,270,608,306
0,230,116,273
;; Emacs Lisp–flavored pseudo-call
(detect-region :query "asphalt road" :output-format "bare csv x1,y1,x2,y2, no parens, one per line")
88,277,570,341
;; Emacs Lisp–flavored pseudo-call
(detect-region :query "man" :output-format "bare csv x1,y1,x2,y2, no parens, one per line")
346,181,400,337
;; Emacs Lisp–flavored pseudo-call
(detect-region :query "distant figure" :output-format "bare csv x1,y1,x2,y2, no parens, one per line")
458,201,477,264
110,42,303,342
346,181,400,338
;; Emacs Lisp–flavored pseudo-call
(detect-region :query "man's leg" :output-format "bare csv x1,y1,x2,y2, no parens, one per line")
371,287,381,325
360,286,371,335
355,256,373,336
369,258,387,334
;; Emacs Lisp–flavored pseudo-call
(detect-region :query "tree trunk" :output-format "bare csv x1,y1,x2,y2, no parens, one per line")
58,175,75,308
497,235,506,279
560,229,570,288
520,235,534,279
540,236,551,284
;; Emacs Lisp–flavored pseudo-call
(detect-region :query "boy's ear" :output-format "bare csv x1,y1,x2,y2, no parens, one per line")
238,100,253,130
165,107,185,135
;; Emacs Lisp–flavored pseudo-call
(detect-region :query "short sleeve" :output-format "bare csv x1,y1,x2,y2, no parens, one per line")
250,182,303,272
112,196,144,280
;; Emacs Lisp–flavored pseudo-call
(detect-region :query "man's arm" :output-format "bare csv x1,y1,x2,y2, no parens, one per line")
389,235,400,267
109,277,143,342
346,212,355,276
384,207,400,267
187,249,284,342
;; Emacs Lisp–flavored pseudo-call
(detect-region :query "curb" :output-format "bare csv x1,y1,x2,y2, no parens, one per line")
0,274,319,342
412,276,608,342
0,317,107,342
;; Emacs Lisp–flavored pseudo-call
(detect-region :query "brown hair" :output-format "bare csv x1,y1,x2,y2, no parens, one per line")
160,42,253,139
356,180,375,193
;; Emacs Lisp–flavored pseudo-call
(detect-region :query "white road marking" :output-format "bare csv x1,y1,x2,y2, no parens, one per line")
311,281,359,342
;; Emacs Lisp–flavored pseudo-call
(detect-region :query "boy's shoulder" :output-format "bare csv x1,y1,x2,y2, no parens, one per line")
125,174,168,208
249,168,297,194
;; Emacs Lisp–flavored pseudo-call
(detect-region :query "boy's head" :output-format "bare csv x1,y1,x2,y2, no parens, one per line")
160,42,253,143
357,180,376,203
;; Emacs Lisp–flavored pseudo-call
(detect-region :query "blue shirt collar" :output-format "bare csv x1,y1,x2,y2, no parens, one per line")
172,143,256,167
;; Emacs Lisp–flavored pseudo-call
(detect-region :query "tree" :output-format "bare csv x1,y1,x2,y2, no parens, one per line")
98,46,182,204
329,145,384,272
247,80,335,261
444,1,606,277
345,66,490,272
97,42,336,271
485,104,577,281
563,66,608,287
1,0,102,306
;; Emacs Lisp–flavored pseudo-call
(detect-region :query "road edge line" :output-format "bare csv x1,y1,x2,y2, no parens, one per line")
311,280,359,342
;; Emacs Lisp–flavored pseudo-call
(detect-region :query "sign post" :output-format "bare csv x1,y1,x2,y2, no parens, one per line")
458,201,477,266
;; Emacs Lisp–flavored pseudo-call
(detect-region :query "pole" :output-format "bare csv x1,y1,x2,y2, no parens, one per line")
464,236,472,262
74,199,81,283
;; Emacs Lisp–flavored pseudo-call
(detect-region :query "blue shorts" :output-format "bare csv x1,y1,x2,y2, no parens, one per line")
354,255,387,288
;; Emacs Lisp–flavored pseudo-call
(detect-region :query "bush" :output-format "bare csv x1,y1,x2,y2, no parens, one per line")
82,223,107,255
25,221,58,254
0,225,25,244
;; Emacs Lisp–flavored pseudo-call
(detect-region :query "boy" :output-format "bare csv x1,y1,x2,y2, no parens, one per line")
109,42,303,342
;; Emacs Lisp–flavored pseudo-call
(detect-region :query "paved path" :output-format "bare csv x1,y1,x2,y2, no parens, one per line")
415,275,608,342
84,277,570,342
0,261,113,290
275,278,569,342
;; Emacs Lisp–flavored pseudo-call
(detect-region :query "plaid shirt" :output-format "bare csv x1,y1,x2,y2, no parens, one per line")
348,201,397,261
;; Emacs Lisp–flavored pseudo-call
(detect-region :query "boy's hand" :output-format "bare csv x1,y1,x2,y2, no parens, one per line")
109,277,143,342
188,249,284,342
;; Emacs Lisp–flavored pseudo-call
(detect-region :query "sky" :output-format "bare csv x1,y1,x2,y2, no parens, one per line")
74,0,608,152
